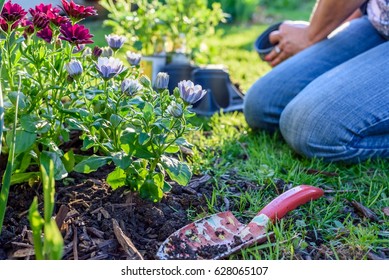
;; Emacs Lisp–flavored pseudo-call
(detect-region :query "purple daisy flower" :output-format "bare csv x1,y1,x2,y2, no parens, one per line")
96,57,126,80
178,80,207,104
105,34,127,51
126,51,142,66
121,78,142,95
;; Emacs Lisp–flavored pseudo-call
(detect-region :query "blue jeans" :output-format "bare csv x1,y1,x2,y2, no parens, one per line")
244,17,389,163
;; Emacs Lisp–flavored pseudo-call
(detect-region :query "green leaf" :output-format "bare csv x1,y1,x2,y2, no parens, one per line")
112,151,132,170
139,132,150,145
8,91,28,109
28,197,44,260
20,115,50,134
40,152,56,221
14,152,32,173
110,114,122,127
10,172,40,185
163,181,172,192
60,129,70,142
42,219,64,260
39,139,63,157
139,177,163,202
106,167,127,190
143,101,154,121
41,151,68,181
74,156,111,174
63,150,75,173
164,145,180,154
6,130,36,155
161,156,192,186
120,132,154,159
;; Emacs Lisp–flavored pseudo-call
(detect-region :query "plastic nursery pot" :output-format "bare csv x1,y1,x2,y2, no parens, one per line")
190,65,244,116
140,55,167,84
254,22,283,61
162,62,198,93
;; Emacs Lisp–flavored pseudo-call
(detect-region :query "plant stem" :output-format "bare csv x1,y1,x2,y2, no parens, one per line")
0,69,4,155
5,31,15,90
0,82,19,234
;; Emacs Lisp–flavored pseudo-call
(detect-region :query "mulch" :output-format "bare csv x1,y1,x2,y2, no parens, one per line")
1,164,388,260
0,165,243,260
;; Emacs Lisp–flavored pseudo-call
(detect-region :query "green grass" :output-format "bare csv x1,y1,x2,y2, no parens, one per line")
187,113,388,260
187,8,388,259
85,7,389,260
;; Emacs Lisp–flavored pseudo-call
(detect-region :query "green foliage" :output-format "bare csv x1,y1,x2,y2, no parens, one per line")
0,0,202,224
100,0,225,59
209,0,260,23
28,157,64,260
260,0,314,10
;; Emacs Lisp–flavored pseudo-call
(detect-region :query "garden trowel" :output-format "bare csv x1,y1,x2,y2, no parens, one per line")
156,185,324,260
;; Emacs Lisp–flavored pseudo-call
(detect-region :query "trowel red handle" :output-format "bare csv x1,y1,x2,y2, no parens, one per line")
258,185,324,221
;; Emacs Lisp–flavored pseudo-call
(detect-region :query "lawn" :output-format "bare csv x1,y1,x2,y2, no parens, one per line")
83,6,389,260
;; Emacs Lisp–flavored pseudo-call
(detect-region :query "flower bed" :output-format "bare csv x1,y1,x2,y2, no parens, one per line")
0,0,210,259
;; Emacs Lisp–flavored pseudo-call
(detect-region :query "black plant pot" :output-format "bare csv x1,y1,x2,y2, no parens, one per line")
190,66,244,116
162,63,198,93
254,22,283,61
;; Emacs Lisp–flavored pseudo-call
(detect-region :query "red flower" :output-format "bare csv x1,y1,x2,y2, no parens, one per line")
49,14,70,27
37,26,53,43
32,12,50,29
59,23,94,48
29,3,60,17
29,3,69,28
1,1,27,24
0,17,9,32
21,18,34,37
61,0,97,21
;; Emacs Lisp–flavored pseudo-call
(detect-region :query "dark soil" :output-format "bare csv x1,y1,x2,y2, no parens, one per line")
0,166,224,260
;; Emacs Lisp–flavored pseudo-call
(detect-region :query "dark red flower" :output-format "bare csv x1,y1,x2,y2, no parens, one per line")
37,26,53,43
49,14,70,26
29,3,60,17
32,12,50,29
1,1,27,24
0,17,9,32
21,18,34,37
59,22,94,48
61,0,97,21
92,46,102,60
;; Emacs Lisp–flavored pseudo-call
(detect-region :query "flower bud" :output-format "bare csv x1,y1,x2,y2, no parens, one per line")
166,101,183,118
154,72,169,90
92,46,102,60
65,59,83,79
100,46,113,58
126,51,142,66
121,78,142,95
139,75,151,88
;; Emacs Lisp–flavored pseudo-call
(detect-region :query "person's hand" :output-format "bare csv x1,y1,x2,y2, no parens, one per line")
265,20,312,67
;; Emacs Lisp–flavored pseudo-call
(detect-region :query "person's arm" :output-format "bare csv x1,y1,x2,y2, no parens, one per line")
266,0,367,67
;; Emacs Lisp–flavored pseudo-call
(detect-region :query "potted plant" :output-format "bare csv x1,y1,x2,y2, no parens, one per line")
100,0,168,83
100,0,226,82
